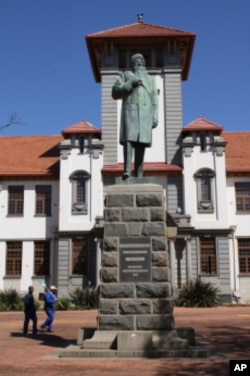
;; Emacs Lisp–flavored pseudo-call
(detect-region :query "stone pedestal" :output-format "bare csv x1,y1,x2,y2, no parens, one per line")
98,183,174,331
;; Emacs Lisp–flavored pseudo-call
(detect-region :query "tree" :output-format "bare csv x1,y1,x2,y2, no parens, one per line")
0,113,24,132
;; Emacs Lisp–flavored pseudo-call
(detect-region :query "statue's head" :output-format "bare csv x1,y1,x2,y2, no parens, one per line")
130,53,146,69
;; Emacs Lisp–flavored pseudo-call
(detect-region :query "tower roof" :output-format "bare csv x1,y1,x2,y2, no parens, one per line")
86,19,195,82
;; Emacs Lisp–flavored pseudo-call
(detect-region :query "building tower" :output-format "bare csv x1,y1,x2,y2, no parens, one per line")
86,15,196,211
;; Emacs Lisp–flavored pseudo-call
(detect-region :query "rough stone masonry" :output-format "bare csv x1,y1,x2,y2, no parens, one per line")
98,183,174,331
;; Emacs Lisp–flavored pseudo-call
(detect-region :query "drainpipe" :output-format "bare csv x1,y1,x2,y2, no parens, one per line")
186,236,192,282
230,225,237,293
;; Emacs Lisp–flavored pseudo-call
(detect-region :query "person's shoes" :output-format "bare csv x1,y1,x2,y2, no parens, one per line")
40,325,46,332
47,329,54,333
33,332,40,335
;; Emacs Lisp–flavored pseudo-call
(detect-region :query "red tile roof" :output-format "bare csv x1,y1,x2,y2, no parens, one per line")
0,128,250,178
86,22,195,38
0,135,62,178
86,21,195,82
62,120,101,137
184,117,224,132
223,132,250,174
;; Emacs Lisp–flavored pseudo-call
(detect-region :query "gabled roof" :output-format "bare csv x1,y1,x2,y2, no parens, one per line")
0,135,62,178
62,120,101,138
183,117,224,133
86,20,195,82
86,22,195,39
223,132,250,174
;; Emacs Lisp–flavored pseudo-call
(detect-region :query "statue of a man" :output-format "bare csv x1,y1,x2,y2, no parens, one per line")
112,53,158,179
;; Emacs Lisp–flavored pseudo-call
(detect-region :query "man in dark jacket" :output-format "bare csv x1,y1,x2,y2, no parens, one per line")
41,285,57,332
23,285,38,335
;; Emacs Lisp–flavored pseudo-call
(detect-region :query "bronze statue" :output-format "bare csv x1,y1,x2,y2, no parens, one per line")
112,53,158,179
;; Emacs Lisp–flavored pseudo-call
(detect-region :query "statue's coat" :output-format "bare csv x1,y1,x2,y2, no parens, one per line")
112,71,158,146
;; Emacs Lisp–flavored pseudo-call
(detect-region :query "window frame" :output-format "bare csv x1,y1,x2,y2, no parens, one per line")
35,185,52,216
235,182,250,213
238,238,250,274
71,238,89,276
70,170,90,215
194,168,215,213
6,241,22,276
8,185,24,216
34,241,50,276
199,237,218,276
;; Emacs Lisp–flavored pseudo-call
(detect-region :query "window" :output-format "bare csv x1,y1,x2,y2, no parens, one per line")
6,242,22,276
194,169,215,213
200,133,206,151
70,170,90,214
8,186,24,215
200,237,217,275
34,241,50,276
238,239,250,273
72,238,88,275
235,183,250,212
155,48,163,67
35,185,51,215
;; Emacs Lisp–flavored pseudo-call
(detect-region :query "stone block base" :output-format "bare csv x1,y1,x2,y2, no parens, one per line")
58,327,210,359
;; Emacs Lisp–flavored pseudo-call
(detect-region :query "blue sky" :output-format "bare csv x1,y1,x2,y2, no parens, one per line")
0,0,250,136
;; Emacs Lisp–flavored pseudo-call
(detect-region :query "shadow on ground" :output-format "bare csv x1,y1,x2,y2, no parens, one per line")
204,325,250,358
10,332,77,348
154,360,230,376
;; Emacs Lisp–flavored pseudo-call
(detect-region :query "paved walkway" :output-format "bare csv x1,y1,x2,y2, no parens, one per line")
0,306,249,376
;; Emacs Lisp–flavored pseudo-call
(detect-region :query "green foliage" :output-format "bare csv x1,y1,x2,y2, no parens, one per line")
34,300,41,311
56,297,71,311
0,288,23,311
0,302,8,311
175,278,220,308
69,286,99,310
16,300,25,311
0,288,41,311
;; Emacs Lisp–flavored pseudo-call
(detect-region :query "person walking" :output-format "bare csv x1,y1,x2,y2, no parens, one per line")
23,285,39,335
41,285,57,332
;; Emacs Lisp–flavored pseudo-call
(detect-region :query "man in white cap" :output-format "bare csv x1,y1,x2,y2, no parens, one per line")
40,285,57,332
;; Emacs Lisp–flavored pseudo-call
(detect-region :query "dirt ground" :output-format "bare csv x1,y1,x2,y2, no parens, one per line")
0,306,249,376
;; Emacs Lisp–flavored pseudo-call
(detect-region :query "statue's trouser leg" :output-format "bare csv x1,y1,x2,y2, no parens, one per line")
135,143,145,177
123,141,133,177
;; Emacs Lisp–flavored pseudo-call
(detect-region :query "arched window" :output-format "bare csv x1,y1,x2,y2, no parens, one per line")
69,170,90,214
194,168,215,213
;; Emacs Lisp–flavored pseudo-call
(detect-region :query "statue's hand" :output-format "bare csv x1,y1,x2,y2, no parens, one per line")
152,119,158,128
132,78,142,88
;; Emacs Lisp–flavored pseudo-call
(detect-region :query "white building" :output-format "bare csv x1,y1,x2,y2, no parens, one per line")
0,18,249,303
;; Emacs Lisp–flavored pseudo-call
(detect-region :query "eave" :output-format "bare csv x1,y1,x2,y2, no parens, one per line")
102,162,182,176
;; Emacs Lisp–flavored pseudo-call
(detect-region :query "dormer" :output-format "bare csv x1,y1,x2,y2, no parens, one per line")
59,120,103,159
181,117,227,156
